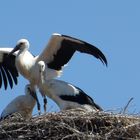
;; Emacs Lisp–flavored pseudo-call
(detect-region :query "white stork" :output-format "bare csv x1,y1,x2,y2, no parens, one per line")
38,61,103,112
0,84,40,120
0,33,107,90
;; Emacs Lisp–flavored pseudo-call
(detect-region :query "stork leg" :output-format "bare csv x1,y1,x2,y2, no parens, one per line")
34,94,41,115
34,95,41,115
37,101,41,115
43,96,47,113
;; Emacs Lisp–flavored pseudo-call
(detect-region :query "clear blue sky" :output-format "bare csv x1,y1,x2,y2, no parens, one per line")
0,0,140,115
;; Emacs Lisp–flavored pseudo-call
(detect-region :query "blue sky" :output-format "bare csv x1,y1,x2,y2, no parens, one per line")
0,0,140,115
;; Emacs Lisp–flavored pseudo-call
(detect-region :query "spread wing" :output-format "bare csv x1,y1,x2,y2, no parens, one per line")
0,48,19,90
37,33,107,71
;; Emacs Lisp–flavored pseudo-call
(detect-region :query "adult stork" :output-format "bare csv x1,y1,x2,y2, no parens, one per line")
0,84,40,120
38,61,103,112
0,33,107,90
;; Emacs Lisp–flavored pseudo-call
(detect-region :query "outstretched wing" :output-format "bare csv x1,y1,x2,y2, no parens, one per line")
0,48,19,90
37,33,107,71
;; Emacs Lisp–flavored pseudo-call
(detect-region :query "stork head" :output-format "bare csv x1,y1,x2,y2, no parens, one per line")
8,39,30,55
38,61,46,73
17,39,30,50
37,61,46,84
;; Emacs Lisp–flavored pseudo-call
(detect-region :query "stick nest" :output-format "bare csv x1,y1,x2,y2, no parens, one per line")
0,109,140,140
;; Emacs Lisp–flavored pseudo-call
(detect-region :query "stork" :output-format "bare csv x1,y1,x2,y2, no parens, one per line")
38,61,103,112
0,84,40,120
0,33,107,90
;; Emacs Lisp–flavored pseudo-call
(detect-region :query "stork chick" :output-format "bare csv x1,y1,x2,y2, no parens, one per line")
38,61,103,112
0,84,40,120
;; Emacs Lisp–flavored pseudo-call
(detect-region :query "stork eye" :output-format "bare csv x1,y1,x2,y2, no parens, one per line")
20,42,24,45
26,86,31,91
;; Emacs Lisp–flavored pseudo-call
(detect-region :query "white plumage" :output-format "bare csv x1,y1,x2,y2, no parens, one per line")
0,84,38,120
0,33,107,90
38,61,103,112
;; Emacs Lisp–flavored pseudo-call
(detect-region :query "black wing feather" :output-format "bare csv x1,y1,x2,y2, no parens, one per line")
62,35,107,65
60,86,103,111
3,54,18,85
0,69,2,88
1,67,8,90
0,52,18,90
9,70,18,85
47,34,107,70
47,45,75,70
4,68,13,89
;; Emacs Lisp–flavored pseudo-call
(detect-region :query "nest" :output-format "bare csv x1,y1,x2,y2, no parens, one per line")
0,109,140,140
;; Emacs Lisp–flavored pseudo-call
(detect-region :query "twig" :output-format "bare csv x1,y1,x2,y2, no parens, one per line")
122,97,134,114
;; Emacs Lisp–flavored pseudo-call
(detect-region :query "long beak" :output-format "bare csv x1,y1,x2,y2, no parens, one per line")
8,45,20,56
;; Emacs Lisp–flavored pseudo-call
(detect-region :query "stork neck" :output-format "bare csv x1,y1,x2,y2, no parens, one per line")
15,48,34,80
40,70,46,84
18,48,28,55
